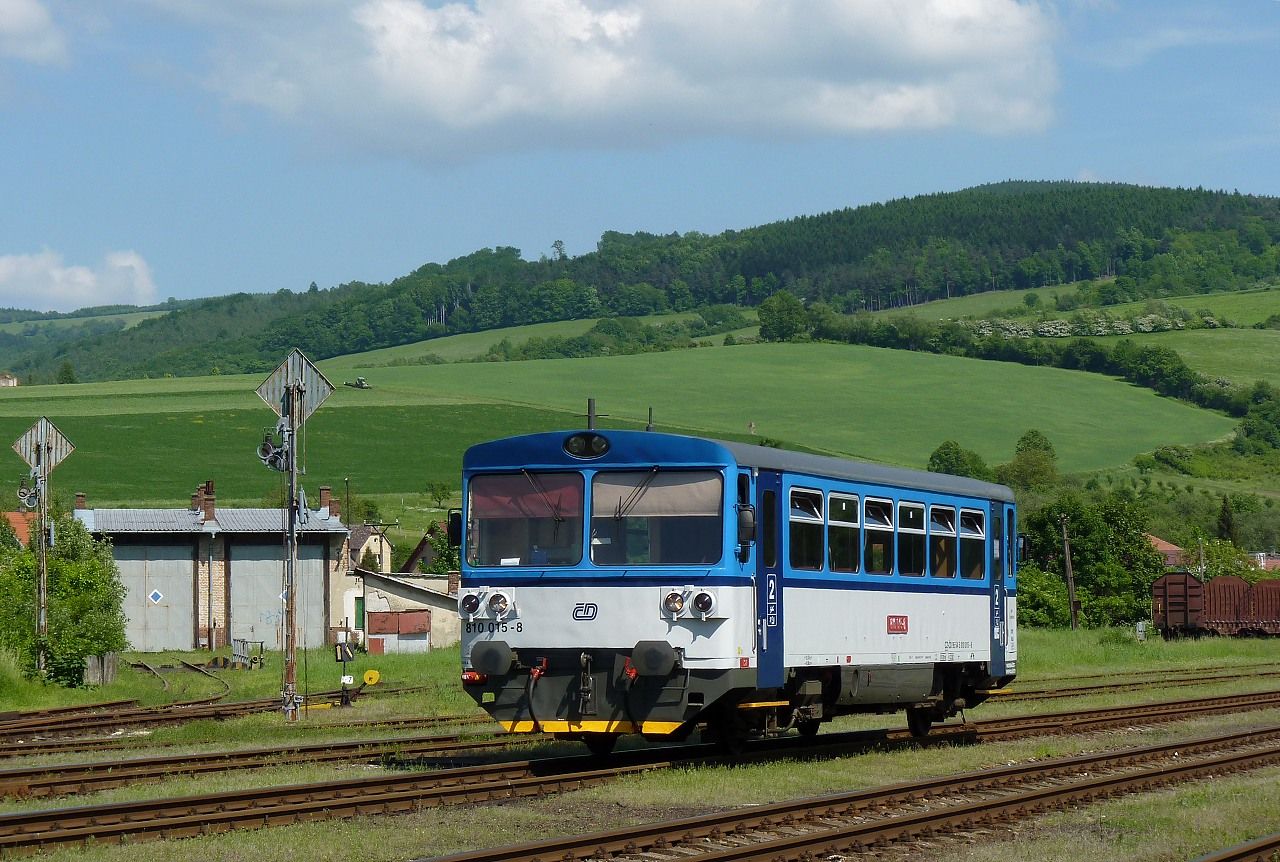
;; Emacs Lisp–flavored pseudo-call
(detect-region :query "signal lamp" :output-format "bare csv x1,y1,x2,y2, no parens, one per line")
461,670,488,685
564,432,610,459
460,593,482,617
488,592,510,617
692,591,716,618
662,590,685,616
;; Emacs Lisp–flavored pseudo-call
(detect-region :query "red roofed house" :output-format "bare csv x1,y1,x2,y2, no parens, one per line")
3,511,36,547
1147,534,1186,569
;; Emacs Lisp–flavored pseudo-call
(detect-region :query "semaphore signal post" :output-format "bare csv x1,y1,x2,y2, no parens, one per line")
12,417,74,676
256,349,333,721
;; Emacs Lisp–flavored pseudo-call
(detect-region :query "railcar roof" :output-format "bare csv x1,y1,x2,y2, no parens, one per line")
466,430,1015,504
714,439,1014,504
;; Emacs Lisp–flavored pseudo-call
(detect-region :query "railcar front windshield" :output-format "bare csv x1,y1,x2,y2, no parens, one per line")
590,469,723,565
467,472,584,567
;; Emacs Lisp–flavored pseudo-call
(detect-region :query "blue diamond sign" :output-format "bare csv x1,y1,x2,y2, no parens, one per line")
148,589,164,604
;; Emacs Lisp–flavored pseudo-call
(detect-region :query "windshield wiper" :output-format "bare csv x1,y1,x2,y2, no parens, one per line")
522,470,564,522
614,466,660,520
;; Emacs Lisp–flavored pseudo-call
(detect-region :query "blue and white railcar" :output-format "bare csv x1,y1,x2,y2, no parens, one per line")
457,430,1017,753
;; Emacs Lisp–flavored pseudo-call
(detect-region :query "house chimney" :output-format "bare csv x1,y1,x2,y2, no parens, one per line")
202,481,216,523
320,486,331,512
191,493,199,511
447,570,460,595
75,492,86,510
330,497,341,519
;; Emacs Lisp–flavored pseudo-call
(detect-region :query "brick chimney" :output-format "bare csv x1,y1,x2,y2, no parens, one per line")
330,496,341,519
319,486,331,513
75,492,86,510
201,480,215,523
447,570,460,595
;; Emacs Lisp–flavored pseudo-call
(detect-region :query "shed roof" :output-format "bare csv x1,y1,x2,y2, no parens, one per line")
76,507,347,535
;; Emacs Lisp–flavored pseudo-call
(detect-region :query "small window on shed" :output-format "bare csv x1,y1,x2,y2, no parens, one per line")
828,493,859,573
789,488,823,571
960,509,986,580
863,498,894,575
898,501,926,576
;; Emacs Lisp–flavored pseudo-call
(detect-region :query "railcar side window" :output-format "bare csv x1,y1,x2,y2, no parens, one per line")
929,505,957,578
828,493,860,573
863,498,894,575
898,502,926,576
960,509,986,580
789,488,824,570
467,472,584,567
590,470,723,565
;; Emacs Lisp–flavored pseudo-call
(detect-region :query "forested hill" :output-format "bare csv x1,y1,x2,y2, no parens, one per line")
9,181,1280,383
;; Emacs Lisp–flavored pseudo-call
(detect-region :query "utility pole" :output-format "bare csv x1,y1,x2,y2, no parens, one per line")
13,418,74,676
1060,514,1079,630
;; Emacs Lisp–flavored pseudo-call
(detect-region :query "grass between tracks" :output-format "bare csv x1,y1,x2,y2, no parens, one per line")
5,629,1280,861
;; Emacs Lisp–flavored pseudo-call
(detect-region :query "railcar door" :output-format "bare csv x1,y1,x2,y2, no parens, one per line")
755,470,784,688
988,501,1008,677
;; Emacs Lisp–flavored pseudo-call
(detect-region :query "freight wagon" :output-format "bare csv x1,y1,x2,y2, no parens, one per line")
1151,571,1280,638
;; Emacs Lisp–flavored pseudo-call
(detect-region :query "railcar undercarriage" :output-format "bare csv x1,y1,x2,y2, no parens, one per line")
465,641,1011,754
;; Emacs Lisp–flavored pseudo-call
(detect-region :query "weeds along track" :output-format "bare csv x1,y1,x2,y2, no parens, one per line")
997,666,1280,701
0,685,446,748
427,725,1280,862
2,690,1280,856
1192,831,1280,862
0,730,521,798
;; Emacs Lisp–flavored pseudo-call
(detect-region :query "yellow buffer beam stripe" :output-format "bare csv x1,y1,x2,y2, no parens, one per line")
499,719,684,735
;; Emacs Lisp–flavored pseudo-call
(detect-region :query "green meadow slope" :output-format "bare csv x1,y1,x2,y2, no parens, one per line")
0,341,1234,506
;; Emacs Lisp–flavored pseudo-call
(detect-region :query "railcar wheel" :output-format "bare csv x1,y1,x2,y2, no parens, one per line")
583,733,620,757
906,706,933,738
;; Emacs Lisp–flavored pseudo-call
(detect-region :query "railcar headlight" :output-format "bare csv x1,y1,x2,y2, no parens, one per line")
488,592,511,618
564,432,610,459
662,590,685,617
692,591,717,619
460,593,482,618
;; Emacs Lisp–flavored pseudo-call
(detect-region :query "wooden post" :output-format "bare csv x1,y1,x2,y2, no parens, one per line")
1060,514,1079,630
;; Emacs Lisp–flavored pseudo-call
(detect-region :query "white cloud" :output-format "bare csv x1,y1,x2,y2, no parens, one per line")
0,250,157,312
0,0,67,65
177,0,1058,160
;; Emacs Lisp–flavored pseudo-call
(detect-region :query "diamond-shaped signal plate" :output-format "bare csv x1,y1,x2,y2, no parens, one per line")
256,349,334,422
148,590,164,605
12,417,74,473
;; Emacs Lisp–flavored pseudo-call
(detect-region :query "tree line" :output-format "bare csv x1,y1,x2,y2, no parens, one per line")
9,181,1280,383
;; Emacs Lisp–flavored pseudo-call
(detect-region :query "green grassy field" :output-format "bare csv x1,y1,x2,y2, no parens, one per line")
892,283,1280,326
0,309,167,336
1077,327,1280,386
0,341,1236,506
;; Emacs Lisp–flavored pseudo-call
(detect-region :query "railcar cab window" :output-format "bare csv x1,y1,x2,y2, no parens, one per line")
863,498,894,575
960,509,987,580
898,502,926,576
467,472,584,567
590,470,723,565
828,493,860,573
929,505,958,578
789,488,824,570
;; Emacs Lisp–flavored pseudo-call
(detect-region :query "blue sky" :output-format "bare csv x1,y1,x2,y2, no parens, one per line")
1,1,1278,313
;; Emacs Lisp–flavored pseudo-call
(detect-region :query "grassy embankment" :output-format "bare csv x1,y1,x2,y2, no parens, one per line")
0,338,1235,547
2,628,1278,862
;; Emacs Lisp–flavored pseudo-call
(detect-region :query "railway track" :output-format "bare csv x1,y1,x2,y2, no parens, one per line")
2,689,1279,855
0,730,523,798
427,725,1280,862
